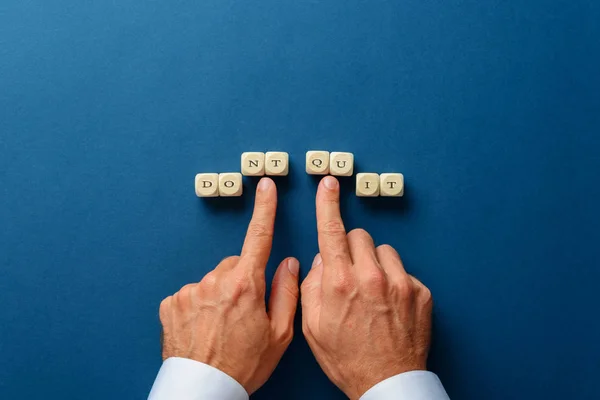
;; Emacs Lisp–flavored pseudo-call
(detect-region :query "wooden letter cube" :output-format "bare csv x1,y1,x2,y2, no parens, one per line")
380,173,404,197
241,152,265,176
265,152,289,176
356,173,380,197
330,152,354,176
195,173,219,197
306,151,330,175
218,173,243,196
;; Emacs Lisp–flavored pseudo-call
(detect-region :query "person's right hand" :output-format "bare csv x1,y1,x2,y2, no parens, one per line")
301,176,434,400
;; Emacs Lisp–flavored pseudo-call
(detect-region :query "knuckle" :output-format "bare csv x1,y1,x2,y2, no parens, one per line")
377,244,399,260
361,268,386,291
319,219,346,237
347,228,374,248
247,223,273,239
331,272,354,294
179,283,195,296
420,286,433,307
174,285,195,309
347,228,368,238
396,276,414,300
220,255,240,265
200,272,218,290
377,244,395,252
231,270,261,297
159,296,172,319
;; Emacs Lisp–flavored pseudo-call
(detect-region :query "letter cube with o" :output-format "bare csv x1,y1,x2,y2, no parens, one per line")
219,173,243,196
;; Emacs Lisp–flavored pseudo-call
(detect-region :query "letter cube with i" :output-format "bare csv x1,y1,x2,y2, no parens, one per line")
380,173,404,197
330,152,354,176
195,173,219,197
265,152,289,176
306,151,330,175
356,173,380,197
219,173,243,197
241,152,265,176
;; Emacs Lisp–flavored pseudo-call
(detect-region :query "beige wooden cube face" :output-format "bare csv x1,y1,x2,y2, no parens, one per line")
306,151,330,175
330,152,354,176
265,152,289,176
356,173,380,197
380,173,404,197
218,173,243,196
195,173,219,197
241,152,265,176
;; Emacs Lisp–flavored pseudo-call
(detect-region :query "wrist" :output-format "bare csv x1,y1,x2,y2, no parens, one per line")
347,364,428,399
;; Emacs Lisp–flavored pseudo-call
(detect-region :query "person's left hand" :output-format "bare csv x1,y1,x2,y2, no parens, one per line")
159,178,299,395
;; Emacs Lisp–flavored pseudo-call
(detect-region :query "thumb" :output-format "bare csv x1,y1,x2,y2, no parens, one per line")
300,253,323,313
269,257,300,340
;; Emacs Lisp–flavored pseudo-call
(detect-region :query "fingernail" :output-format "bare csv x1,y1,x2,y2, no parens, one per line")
312,254,322,269
287,258,300,276
323,176,338,190
258,178,272,191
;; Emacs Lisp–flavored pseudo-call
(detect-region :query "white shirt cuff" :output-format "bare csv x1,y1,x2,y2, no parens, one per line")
148,357,249,400
360,371,449,400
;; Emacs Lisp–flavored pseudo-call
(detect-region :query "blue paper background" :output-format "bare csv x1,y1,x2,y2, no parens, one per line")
1,1,599,399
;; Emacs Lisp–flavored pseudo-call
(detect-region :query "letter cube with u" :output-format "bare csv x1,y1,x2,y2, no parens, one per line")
330,152,354,176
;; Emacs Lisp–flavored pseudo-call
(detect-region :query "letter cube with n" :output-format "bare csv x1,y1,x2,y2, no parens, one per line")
241,152,265,176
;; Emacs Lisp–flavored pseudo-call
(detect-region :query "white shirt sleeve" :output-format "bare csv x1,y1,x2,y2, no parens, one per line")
148,357,249,400
360,371,450,400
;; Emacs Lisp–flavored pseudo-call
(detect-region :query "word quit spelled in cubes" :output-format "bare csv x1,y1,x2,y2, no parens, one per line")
305,151,353,176
356,173,404,197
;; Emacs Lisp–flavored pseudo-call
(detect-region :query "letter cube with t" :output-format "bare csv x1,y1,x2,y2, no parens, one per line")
195,173,219,197
218,173,243,196
241,152,265,176
306,151,330,175
265,152,289,176
356,173,380,197
380,173,404,197
330,152,354,176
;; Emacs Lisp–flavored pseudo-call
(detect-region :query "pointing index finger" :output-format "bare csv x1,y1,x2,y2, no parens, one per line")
316,176,352,269
241,178,277,270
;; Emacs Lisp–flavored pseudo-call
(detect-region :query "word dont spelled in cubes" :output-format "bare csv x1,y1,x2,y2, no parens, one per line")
196,173,243,197
195,151,289,198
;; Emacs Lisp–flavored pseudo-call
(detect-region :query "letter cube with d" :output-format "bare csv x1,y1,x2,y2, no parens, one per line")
195,173,219,197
